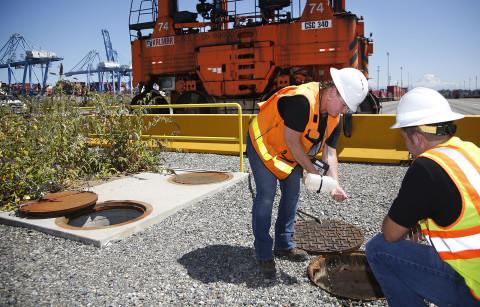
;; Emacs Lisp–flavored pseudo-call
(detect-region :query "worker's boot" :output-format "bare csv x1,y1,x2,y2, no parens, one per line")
274,247,308,262
257,259,276,279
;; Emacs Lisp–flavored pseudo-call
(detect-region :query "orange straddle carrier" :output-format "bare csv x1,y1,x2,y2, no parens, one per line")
129,0,375,113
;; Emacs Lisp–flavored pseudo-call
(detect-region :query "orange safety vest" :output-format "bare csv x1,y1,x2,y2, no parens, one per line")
248,82,340,180
418,137,480,300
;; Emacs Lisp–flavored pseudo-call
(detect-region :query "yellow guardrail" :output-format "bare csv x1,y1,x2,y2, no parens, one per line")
141,113,480,165
131,103,245,172
336,114,409,163
335,114,480,163
81,103,480,166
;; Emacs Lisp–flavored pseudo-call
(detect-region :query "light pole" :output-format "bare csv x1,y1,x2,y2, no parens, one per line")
400,66,403,88
386,52,390,87
377,65,380,90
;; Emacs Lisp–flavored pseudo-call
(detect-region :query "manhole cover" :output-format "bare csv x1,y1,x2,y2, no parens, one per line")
19,191,98,217
307,252,384,301
55,200,152,230
169,172,232,185
294,219,364,254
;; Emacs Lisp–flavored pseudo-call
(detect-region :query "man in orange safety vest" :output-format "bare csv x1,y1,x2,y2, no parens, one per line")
366,87,480,306
247,67,369,278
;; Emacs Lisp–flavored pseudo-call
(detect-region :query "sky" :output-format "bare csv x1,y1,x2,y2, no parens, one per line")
0,0,479,90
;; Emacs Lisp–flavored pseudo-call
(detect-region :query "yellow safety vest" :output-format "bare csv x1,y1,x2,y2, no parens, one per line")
419,137,480,300
248,82,339,180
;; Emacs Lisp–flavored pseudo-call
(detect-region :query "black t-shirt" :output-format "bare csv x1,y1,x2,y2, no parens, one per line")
388,157,462,228
277,95,341,148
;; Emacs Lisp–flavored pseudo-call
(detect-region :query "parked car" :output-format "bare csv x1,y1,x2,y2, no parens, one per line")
0,95,28,114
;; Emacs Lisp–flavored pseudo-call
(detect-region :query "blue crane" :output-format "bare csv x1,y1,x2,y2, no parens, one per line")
0,33,62,95
101,29,118,63
66,30,132,94
65,50,101,90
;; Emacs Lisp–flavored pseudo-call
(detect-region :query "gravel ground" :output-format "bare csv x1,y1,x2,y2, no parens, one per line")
0,152,408,306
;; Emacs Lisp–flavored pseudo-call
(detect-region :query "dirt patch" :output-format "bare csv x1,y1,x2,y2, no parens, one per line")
71,174,130,190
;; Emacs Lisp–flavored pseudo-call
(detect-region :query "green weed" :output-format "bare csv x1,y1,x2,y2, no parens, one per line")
0,93,166,211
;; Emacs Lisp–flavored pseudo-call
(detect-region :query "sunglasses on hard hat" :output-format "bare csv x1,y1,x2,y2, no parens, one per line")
335,87,349,112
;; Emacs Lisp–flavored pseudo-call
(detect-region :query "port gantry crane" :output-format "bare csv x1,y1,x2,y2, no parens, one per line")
64,50,102,90
65,29,133,95
0,33,63,95
102,29,119,63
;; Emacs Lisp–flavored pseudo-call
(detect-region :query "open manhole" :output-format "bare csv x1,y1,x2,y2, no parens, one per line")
307,252,384,301
294,219,364,254
19,191,98,218
169,172,233,185
55,200,152,230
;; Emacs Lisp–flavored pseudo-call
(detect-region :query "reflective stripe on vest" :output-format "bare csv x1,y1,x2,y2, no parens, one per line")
251,116,273,160
418,137,480,299
251,116,294,175
426,233,480,256
434,147,480,196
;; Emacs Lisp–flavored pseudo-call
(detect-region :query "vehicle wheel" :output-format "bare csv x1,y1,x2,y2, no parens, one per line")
357,92,381,114
173,91,214,114
260,88,278,102
131,91,170,114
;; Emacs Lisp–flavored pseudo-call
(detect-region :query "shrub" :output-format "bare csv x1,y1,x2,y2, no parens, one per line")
0,93,165,211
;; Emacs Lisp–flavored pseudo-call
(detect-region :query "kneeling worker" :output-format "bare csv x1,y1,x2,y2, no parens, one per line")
247,67,368,278
366,87,480,306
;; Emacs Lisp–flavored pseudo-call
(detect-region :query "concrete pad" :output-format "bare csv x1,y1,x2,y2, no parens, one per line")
0,171,247,247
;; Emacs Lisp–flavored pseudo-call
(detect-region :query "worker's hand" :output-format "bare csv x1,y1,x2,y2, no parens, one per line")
330,185,348,202
407,224,423,242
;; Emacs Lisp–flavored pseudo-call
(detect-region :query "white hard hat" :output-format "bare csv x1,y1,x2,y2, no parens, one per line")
330,67,368,112
391,87,464,129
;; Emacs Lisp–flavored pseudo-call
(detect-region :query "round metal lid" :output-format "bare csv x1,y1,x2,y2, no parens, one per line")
293,219,364,254
169,172,232,185
19,191,98,217
307,252,384,301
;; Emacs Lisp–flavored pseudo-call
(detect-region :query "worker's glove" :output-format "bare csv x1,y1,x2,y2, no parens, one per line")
330,185,348,202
